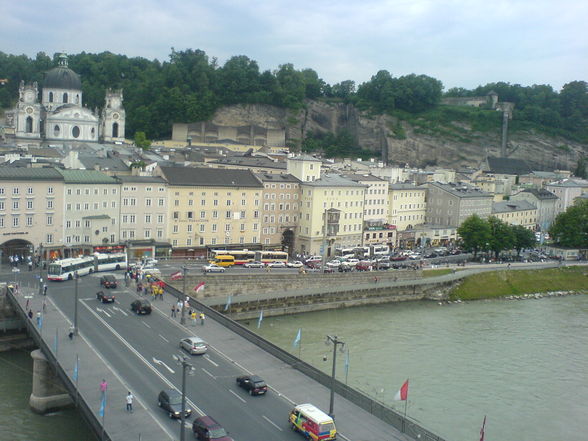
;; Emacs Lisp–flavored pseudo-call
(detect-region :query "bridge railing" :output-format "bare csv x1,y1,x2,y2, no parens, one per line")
164,282,447,441
6,288,112,441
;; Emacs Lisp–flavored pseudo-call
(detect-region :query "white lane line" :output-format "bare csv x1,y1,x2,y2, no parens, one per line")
142,321,151,328
228,389,246,404
201,368,215,379
152,357,175,374
262,415,283,431
96,307,111,318
159,334,169,343
113,306,128,316
79,300,203,416
204,355,218,367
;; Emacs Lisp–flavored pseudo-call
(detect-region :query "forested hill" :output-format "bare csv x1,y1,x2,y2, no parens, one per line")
1,50,587,148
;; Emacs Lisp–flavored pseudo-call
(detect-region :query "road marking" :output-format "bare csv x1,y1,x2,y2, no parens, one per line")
79,301,203,417
262,415,283,431
96,307,111,318
153,357,175,374
228,389,246,403
201,368,215,379
159,334,169,343
113,306,128,316
142,321,151,328
204,355,218,367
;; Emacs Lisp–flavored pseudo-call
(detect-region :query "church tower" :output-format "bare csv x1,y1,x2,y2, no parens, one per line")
101,89,125,143
14,80,42,140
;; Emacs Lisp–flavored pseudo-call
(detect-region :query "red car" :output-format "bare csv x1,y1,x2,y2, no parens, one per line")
96,290,115,303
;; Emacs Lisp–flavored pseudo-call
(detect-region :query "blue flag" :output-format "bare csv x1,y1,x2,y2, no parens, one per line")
224,295,232,311
99,395,106,417
257,309,263,328
292,328,301,348
73,357,79,382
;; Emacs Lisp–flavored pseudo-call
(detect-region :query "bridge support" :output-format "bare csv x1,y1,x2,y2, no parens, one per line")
29,349,72,414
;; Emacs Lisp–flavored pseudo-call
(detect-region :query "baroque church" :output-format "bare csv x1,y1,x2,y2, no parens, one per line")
8,53,125,144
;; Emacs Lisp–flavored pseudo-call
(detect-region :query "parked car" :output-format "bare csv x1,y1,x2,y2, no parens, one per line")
157,389,192,419
192,416,234,441
267,261,286,268
286,261,304,268
326,260,341,268
244,261,264,268
96,290,115,303
130,299,152,315
203,264,225,273
100,275,118,288
236,374,267,395
179,336,208,355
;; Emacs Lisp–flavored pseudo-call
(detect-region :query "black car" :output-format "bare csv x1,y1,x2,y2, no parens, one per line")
157,389,192,419
236,374,267,395
130,299,152,315
100,275,118,288
96,290,115,303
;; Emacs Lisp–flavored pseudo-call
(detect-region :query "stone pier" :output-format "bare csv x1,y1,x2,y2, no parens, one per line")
29,349,72,414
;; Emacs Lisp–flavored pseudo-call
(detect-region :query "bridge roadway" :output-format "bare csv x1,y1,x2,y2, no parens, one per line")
8,268,414,441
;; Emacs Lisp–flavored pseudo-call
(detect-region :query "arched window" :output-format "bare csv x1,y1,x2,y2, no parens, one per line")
63,93,68,103
25,116,33,133
72,126,80,138
112,122,119,138
54,125,60,137
49,92,53,103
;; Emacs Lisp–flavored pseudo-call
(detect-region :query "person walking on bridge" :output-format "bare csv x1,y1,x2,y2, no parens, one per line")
126,391,134,413
100,379,108,399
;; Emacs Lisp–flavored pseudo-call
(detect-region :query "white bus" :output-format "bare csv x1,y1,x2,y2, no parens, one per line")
254,250,289,264
47,256,95,281
94,253,127,271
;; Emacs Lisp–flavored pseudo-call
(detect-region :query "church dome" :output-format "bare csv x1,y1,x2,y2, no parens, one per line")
43,54,82,90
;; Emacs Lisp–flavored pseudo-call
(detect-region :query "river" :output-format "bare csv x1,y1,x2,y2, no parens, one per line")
244,295,588,441
3,295,587,441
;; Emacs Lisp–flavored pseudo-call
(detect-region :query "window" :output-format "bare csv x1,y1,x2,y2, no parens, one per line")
158,199,165,207
13,201,19,210
157,215,164,224
187,211,193,219
173,211,179,219
0,217,3,227
199,224,205,233
157,230,163,239
46,233,53,244
225,211,231,219
144,230,151,238
26,216,33,227
46,215,53,225
173,225,179,233
145,215,151,223
212,224,217,232
145,198,152,207
12,216,19,227
27,200,33,210
85,220,91,228
27,187,33,195
187,224,193,233
12,187,19,195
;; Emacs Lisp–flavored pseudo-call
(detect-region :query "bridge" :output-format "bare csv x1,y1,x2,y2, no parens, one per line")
2,267,446,441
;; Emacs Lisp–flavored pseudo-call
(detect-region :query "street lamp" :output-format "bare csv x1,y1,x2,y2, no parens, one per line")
172,353,195,441
74,271,79,335
325,335,345,418
180,266,188,325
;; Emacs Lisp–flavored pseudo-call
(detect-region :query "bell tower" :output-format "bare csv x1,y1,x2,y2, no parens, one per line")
14,80,42,140
101,88,125,143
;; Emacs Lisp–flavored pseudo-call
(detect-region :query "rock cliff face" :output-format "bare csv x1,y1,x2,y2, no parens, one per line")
209,101,587,171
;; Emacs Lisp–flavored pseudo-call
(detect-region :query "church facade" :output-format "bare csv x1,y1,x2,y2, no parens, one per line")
8,54,125,144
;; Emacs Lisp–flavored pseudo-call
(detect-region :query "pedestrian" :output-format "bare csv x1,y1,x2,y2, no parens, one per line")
100,379,108,398
28,309,33,319
43,284,48,296
126,391,134,413
171,304,176,318
191,310,197,326
199,312,205,325
28,261,33,271
68,325,75,340
36,311,41,327
42,300,47,313
25,298,30,310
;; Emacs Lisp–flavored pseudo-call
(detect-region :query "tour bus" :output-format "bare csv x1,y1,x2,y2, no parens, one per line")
47,256,95,281
94,253,127,271
371,244,390,257
254,250,288,264
289,403,337,441
210,249,256,265
209,254,236,267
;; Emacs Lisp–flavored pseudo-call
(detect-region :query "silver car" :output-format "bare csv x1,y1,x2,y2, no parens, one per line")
203,264,225,273
179,337,208,355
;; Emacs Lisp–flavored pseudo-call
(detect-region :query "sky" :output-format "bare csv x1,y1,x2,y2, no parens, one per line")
3,0,587,92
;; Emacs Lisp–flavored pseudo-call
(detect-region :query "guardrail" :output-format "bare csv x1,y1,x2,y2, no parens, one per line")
164,282,447,441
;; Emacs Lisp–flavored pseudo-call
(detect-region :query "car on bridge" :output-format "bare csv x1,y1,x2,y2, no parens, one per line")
192,415,233,441
203,264,226,273
236,374,267,395
267,261,286,268
157,389,192,419
99,275,118,289
96,290,115,303
130,299,152,315
243,261,264,268
179,336,208,355
286,260,304,268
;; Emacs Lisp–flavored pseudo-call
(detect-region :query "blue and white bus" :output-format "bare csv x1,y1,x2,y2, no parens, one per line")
47,256,95,281
94,253,127,271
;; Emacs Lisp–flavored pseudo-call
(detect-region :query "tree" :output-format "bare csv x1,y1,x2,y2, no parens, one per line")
549,200,588,248
574,156,587,179
511,225,536,256
134,131,151,150
487,216,515,259
457,215,491,258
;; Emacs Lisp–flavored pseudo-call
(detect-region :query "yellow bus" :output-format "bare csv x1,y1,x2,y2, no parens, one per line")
209,255,236,267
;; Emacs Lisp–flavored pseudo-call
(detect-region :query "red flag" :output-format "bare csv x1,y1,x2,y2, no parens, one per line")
394,379,409,401
170,271,183,280
194,281,205,293
479,416,486,441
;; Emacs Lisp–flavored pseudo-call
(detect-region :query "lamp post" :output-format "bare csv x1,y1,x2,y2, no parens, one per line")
173,354,194,441
180,266,188,325
74,271,79,335
326,335,345,418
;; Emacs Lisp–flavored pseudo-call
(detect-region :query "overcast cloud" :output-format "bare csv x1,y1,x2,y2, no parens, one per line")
3,0,587,91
